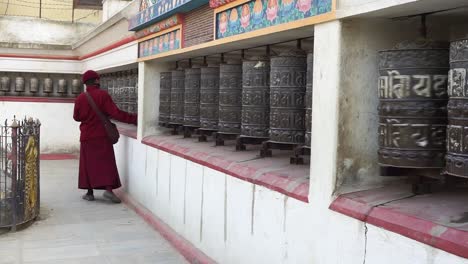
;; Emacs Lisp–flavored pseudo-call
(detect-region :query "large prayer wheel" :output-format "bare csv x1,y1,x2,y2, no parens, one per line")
305,51,313,147
241,56,270,138
170,69,185,125
218,61,242,134
200,65,220,130
159,72,172,126
269,50,307,144
184,67,202,128
378,43,449,168
447,39,468,177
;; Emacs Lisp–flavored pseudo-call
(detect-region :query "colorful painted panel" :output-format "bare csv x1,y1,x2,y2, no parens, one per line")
138,29,181,58
129,0,207,31
216,0,332,39
135,15,182,39
210,0,236,8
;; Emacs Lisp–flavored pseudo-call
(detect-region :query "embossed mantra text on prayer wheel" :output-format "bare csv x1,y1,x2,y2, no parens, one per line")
159,72,172,126
184,66,202,128
241,56,271,139
446,39,468,178
200,65,220,131
269,50,307,144
378,42,449,168
170,69,185,125
218,61,243,134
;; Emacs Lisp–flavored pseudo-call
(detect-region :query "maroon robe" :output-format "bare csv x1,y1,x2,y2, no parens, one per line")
73,85,137,190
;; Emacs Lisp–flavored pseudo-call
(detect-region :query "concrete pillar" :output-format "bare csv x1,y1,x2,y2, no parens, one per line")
137,61,171,140
308,20,342,204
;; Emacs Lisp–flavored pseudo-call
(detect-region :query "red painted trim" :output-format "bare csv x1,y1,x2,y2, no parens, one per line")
0,54,79,60
329,195,468,258
40,153,78,160
115,123,138,139
79,36,137,60
141,137,309,203
0,36,137,62
0,96,75,103
114,189,216,264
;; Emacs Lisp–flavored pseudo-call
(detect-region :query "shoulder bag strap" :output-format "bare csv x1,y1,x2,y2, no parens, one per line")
85,92,110,126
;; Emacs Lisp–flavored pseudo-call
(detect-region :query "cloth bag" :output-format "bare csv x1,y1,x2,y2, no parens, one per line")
85,92,120,144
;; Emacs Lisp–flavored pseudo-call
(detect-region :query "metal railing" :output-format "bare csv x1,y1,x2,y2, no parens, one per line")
0,117,40,231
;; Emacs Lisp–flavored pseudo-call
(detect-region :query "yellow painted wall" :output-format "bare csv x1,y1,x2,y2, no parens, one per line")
0,0,101,23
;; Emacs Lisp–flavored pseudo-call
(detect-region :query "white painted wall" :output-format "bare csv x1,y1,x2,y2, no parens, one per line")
81,42,138,73
0,57,82,74
0,16,96,46
114,137,468,263
0,101,79,153
102,0,131,22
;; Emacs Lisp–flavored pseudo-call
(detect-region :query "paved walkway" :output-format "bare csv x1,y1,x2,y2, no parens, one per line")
0,160,188,264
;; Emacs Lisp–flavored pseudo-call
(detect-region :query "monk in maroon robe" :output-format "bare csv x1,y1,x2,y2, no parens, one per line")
73,70,137,203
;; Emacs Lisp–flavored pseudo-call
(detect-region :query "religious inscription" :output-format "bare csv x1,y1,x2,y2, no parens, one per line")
447,38,468,177
184,68,201,127
269,50,307,144
159,72,172,126
170,70,185,125
378,47,449,168
218,63,242,134
200,66,220,130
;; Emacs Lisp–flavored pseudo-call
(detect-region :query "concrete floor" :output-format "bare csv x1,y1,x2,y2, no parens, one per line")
0,160,188,264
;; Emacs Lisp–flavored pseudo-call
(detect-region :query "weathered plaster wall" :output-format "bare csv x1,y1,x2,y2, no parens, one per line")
0,16,96,47
103,0,132,22
0,101,79,153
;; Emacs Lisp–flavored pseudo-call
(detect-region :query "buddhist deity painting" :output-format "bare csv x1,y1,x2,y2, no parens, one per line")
130,0,190,30
138,29,181,58
216,0,332,39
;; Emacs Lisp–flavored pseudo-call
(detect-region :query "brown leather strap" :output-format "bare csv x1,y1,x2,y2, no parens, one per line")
85,92,110,127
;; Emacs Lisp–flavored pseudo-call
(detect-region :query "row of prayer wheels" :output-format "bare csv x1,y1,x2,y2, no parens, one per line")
0,74,82,97
159,49,313,149
101,69,138,114
378,38,468,179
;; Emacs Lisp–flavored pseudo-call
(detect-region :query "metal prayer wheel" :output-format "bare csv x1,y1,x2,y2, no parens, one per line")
72,79,82,94
241,56,270,138
30,77,39,93
200,65,220,130
15,77,25,92
184,66,202,128
57,79,67,94
219,61,242,134
447,39,468,177
170,69,185,125
1,76,10,92
269,50,307,144
159,72,172,126
43,78,53,93
305,51,313,147
378,43,449,168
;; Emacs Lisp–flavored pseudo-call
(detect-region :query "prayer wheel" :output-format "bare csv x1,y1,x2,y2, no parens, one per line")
170,69,185,125
305,51,313,147
30,77,39,93
15,77,25,92
184,66,202,128
159,72,172,126
43,78,53,94
241,56,270,138
71,79,82,94
269,50,307,144
200,65,220,130
1,76,10,92
57,79,67,94
219,61,242,134
447,39,468,177
378,43,449,168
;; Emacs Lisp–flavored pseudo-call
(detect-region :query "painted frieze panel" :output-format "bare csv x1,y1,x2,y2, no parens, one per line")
138,29,181,58
135,15,183,39
215,0,332,39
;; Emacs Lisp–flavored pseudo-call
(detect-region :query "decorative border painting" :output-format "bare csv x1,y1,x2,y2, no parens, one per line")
135,15,183,39
138,29,182,58
209,0,236,8
215,0,332,39
129,0,192,31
